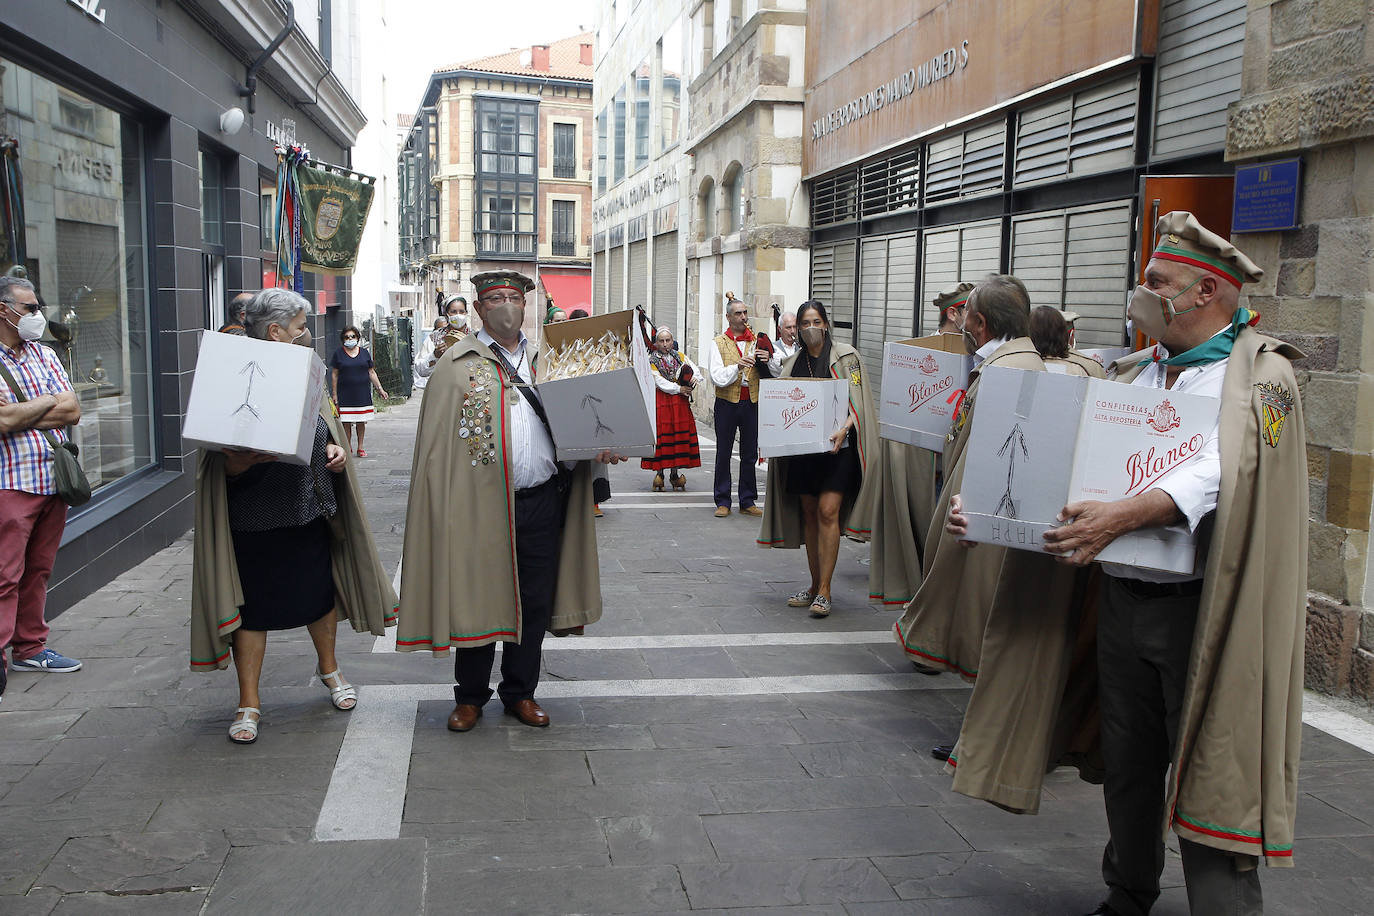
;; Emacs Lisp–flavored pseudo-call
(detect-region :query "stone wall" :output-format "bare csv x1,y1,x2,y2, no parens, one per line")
1228,0,1374,701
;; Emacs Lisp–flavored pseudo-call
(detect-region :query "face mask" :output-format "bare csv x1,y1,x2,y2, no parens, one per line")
482,302,524,339
343,337,359,348
290,327,312,348
15,311,46,342
800,326,825,348
449,313,469,330
963,330,979,356
1126,275,1205,340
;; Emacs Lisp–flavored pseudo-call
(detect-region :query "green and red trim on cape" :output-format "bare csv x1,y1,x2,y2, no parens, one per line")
396,627,520,650
1152,244,1245,288
893,621,979,679
1172,810,1293,858
869,590,914,607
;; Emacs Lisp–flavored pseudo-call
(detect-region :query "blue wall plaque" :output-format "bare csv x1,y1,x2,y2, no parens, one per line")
1232,159,1302,233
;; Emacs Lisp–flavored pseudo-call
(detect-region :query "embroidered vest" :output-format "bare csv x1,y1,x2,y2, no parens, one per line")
714,335,760,403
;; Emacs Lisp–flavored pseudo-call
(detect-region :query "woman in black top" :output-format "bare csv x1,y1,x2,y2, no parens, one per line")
329,326,388,457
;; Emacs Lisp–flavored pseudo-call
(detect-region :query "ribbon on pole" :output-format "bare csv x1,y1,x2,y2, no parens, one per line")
275,144,306,292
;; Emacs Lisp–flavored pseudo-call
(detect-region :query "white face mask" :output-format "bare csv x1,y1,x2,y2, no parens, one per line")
1126,275,1205,341
15,311,46,342
448,312,469,330
343,336,359,349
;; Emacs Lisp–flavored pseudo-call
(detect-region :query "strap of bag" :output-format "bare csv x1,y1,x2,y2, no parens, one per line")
0,358,67,454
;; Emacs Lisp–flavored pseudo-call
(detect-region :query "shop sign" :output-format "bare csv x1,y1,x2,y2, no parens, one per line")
593,164,679,224
811,42,969,142
67,0,107,24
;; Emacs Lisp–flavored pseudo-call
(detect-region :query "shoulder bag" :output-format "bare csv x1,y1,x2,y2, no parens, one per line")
0,360,92,506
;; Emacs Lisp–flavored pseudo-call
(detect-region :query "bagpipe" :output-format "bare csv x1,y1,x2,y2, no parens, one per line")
636,304,696,393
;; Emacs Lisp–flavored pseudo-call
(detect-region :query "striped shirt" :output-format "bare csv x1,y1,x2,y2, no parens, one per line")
0,342,72,496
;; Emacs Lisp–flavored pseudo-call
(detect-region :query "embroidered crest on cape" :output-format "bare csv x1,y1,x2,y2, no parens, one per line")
850,368,862,386
1255,381,1295,448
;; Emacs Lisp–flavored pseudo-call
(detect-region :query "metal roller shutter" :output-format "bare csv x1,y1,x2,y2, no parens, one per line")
1153,0,1246,159
809,240,857,332
652,232,678,321
628,239,649,309
1010,201,1133,348
593,250,607,312
855,233,918,391
608,245,624,311
919,219,1001,334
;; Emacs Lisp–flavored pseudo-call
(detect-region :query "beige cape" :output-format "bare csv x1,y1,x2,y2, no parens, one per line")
190,402,397,671
867,440,940,607
757,341,881,549
892,338,1064,677
948,328,1308,864
395,335,601,654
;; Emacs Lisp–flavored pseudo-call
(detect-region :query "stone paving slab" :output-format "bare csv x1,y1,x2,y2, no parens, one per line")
1,400,1372,913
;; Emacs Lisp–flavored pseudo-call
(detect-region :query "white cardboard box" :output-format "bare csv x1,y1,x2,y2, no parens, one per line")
959,365,1220,575
181,331,327,465
537,308,658,460
878,333,971,450
757,378,849,458
1078,346,1132,371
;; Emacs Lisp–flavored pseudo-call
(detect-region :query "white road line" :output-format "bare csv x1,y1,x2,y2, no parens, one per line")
375,627,892,655
314,686,418,842
1303,691,1374,755
604,502,729,509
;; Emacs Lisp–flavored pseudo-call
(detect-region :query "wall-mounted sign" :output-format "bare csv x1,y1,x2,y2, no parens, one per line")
593,163,679,224
811,42,968,142
67,0,107,24
267,118,299,147
1231,158,1302,233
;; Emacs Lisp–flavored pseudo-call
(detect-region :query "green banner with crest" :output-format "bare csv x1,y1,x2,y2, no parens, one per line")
297,163,375,276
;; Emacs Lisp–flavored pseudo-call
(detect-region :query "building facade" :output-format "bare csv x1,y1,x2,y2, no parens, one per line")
1,0,366,611
398,34,595,331
682,0,810,394
591,1,691,337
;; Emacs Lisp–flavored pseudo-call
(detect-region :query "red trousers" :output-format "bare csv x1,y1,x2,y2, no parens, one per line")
0,490,67,665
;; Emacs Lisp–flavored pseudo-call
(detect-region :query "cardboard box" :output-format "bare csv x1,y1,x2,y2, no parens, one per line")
959,365,1220,575
537,308,658,460
1078,346,1131,371
757,377,850,458
878,333,972,450
182,331,327,465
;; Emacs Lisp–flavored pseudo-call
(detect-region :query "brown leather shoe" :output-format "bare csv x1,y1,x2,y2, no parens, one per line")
447,703,482,732
741,505,764,517
713,506,730,518
505,698,550,727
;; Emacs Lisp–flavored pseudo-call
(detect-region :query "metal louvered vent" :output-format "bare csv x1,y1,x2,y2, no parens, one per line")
924,120,1006,205
1014,76,1138,187
859,147,921,218
810,168,860,228
1153,0,1247,159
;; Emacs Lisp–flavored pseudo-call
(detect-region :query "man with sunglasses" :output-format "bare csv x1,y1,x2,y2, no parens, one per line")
0,276,83,686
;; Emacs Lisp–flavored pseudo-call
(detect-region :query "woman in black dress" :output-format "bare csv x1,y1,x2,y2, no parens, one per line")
220,291,359,743
329,326,388,457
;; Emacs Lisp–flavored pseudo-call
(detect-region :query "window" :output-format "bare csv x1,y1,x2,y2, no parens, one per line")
722,164,743,235
632,59,651,172
552,200,576,256
198,151,223,246
697,178,714,240
612,85,626,185
660,19,684,152
553,123,577,178
0,57,154,493
475,97,538,258
260,175,277,251
596,109,608,194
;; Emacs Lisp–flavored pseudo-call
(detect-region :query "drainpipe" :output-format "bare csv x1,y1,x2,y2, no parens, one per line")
237,1,297,116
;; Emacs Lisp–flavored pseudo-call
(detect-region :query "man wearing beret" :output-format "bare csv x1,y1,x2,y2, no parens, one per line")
949,213,1306,915
397,269,623,731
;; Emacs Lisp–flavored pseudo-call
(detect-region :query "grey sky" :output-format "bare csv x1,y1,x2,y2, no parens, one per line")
382,0,596,112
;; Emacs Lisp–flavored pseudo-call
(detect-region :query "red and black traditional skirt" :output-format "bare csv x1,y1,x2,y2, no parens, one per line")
642,389,702,471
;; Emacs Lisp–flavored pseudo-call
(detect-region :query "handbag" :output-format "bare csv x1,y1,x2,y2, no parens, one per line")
0,360,92,507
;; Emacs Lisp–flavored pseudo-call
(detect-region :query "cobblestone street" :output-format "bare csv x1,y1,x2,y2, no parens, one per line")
2,400,1372,914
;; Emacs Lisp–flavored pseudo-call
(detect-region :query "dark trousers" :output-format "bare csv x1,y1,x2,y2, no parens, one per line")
453,477,564,708
1098,575,1263,916
713,396,758,509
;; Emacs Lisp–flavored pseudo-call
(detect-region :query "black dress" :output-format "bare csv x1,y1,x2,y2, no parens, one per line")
226,417,338,631
784,342,860,497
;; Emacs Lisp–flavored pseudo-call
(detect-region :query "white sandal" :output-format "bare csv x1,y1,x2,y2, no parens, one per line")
229,707,261,744
318,669,357,710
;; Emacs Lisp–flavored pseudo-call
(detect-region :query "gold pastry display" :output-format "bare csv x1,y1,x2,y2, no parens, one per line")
541,330,631,381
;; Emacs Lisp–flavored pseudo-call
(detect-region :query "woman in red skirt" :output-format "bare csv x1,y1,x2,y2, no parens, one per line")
643,327,702,491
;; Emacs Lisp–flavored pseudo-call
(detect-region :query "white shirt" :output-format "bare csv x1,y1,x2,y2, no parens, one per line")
768,338,800,376
1100,333,1227,584
972,335,1011,369
477,329,558,490
705,334,756,389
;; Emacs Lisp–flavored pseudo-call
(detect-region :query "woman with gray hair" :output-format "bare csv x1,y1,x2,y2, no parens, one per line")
190,288,397,744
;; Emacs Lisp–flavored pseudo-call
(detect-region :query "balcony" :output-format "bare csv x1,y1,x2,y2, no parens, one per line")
551,234,576,256
476,231,536,259
553,156,577,179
